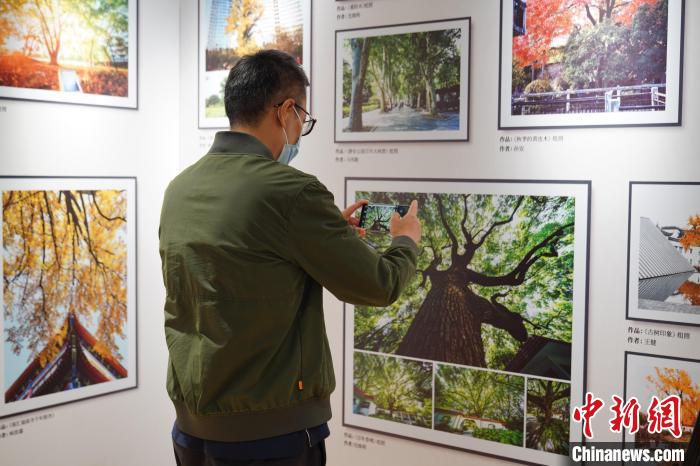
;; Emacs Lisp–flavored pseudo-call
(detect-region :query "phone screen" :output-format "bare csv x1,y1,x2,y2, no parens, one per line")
359,204,409,232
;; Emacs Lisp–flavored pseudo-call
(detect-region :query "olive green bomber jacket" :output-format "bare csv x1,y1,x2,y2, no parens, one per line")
159,131,418,442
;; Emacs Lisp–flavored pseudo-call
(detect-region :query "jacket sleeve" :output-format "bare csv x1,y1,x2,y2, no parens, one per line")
287,179,419,307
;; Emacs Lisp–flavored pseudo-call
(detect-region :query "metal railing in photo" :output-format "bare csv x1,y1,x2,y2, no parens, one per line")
512,83,667,115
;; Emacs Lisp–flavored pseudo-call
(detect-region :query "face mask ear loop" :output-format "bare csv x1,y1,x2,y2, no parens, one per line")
278,107,289,145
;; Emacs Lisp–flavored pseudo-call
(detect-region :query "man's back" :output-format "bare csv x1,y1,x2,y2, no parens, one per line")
160,131,419,443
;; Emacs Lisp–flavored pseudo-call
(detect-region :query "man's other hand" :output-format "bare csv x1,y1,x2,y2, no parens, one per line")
390,200,421,246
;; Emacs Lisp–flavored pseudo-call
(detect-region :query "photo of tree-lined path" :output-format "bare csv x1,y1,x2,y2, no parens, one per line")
511,0,670,115
0,0,130,97
353,190,576,379
341,26,462,133
3,190,128,393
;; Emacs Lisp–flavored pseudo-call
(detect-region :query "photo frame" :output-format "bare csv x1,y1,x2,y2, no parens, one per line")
623,352,699,456
335,19,470,142
198,0,312,129
0,0,138,109
626,182,700,327
343,177,591,465
0,176,137,419
498,0,685,129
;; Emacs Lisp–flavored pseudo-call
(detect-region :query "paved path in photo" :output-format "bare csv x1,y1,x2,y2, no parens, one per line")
343,106,459,132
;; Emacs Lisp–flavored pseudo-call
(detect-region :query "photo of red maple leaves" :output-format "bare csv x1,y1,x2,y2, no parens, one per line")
499,0,684,128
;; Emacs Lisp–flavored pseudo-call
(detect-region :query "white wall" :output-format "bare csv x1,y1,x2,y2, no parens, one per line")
1,0,698,465
179,0,700,465
0,0,179,465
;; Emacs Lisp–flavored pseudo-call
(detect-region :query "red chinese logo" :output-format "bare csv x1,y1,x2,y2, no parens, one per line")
609,395,640,434
572,393,683,439
572,392,605,439
647,395,682,438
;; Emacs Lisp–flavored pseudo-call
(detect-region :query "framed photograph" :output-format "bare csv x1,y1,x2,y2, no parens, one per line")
499,0,685,129
335,19,470,142
626,182,700,327
198,0,312,129
1,177,137,419
623,352,699,458
344,178,590,465
0,0,138,109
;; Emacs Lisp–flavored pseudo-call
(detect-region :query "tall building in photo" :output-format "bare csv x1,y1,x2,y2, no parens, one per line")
207,0,233,50
256,0,303,47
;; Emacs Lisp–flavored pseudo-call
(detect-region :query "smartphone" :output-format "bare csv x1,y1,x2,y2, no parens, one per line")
359,204,409,233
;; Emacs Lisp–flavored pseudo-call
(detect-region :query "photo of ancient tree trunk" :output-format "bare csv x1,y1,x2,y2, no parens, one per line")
525,379,570,454
1,177,136,418
352,352,433,428
336,19,470,142
353,190,576,375
0,0,137,108
199,0,310,128
344,178,588,463
627,182,700,326
499,0,684,128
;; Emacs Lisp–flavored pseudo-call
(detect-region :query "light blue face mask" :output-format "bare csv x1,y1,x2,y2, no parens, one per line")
278,108,303,166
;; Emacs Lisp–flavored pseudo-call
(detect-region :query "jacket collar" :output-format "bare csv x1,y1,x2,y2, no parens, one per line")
207,131,274,160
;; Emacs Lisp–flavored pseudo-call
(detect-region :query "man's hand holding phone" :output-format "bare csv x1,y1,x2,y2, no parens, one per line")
342,199,369,237
391,200,421,246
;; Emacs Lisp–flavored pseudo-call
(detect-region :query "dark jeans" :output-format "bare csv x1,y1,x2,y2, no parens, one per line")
173,439,327,466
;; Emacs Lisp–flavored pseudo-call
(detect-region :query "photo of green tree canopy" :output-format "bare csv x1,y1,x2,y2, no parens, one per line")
341,24,463,134
435,365,524,446
526,379,570,455
352,352,432,428
353,190,576,379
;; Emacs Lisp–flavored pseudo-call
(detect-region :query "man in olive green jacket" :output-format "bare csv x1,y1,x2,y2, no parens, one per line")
160,50,421,466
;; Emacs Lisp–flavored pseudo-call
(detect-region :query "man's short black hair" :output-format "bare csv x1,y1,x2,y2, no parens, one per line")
224,49,309,127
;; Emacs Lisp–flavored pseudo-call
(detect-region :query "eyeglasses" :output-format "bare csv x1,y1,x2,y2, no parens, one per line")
274,102,317,136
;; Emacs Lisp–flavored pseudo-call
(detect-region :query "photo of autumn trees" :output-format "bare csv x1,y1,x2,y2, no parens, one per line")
0,0,134,105
435,365,525,446
201,0,306,126
352,352,432,428
626,353,700,461
353,190,577,377
510,0,671,116
3,188,129,399
336,19,469,141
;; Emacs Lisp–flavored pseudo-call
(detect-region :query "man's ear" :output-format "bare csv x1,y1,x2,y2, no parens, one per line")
276,99,294,129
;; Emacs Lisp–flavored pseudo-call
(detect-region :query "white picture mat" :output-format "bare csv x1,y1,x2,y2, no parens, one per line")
499,0,683,129
335,19,470,142
198,0,312,129
628,183,700,326
0,177,137,418
0,0,138,109
343,178,589,465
